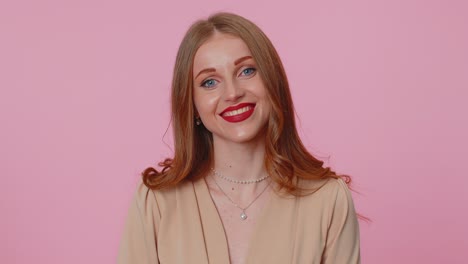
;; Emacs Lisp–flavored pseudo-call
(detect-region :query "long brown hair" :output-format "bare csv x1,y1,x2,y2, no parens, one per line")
143,12,357,201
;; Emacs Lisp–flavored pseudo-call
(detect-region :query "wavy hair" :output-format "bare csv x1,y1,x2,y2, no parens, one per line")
143,12,359,202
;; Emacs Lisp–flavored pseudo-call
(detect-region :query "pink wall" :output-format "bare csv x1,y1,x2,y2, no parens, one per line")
1,0,467,263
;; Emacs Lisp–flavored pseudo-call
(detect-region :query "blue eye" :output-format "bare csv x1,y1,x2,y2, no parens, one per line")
241,67,256,76
201,79,217,88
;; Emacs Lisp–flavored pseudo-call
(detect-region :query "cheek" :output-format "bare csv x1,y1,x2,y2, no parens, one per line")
247,77,268,96
205,96,220,107
193,91,221,115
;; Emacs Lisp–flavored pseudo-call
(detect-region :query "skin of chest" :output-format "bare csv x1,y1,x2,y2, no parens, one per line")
208,183,273,264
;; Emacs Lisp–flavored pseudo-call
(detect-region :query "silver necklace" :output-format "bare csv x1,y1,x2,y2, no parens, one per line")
211,168,270,184
210,172,272,221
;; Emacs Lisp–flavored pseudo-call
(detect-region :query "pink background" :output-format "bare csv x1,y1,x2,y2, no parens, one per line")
1,0,467,263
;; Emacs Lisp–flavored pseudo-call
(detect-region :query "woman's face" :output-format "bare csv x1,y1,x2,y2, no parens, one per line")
192,32,271,144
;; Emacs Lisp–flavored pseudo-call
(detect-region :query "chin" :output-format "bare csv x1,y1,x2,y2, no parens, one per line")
227,130,267,144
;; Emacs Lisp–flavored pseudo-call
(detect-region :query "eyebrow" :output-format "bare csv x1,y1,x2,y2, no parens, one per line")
234,55,253,65
194,55,253,79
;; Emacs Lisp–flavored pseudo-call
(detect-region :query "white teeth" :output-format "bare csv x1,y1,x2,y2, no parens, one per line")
223,106,252,117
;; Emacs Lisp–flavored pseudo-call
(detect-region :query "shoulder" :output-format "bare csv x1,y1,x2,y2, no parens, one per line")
298,176,351,197
127,180,159,219
297,177,356,217
131,179,194,214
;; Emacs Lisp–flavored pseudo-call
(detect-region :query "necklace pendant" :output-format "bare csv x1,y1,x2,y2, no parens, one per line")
240,212,248,220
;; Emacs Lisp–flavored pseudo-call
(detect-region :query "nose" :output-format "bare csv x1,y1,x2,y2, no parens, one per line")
223,79,245,102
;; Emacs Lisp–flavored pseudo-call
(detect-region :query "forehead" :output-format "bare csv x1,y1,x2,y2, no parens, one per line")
193,33,252,73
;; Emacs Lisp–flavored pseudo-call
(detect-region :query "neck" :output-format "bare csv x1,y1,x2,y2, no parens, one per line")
212,136,267,181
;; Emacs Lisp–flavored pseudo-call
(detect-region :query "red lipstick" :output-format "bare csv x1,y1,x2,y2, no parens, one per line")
220,103,255,123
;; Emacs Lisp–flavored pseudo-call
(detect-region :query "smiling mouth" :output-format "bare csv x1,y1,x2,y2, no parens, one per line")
220,103,256,123
222,105,254,117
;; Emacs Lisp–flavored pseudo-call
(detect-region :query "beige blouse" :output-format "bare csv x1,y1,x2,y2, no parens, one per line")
117,176,361,264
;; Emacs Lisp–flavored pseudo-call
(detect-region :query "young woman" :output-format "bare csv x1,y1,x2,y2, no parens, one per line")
118,12,361,264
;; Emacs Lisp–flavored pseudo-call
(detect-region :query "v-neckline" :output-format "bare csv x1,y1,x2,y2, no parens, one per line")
194,177,278,263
